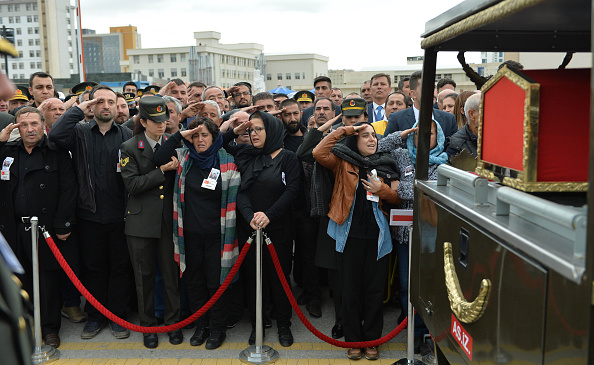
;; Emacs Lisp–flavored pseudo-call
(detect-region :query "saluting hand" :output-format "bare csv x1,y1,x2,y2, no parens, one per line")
160,156,179,172
180,102,205,120
180,125,203,142
78,98,98,115
400,126,418,139
233,120,252,136
318,113,342,133
0,122,19,143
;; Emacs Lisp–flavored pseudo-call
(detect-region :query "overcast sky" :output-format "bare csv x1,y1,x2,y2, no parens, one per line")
78,0,481,71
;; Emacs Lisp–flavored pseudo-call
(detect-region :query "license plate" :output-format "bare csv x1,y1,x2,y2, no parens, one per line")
451,313,473,361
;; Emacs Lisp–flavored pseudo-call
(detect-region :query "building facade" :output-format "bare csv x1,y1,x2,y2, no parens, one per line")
263,53,329,92
0,0,77,79
82,29,124,74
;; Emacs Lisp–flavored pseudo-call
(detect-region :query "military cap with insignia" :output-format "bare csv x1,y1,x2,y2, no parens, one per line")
294,90,314,103
341,98,367,116
142,85,161,96
72,81,98,96
123,92,136,106
138,96,169,123
64,94,77,102
9,85,31,101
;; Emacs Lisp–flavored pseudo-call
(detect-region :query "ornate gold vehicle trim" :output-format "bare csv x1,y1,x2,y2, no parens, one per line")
444,242,491,323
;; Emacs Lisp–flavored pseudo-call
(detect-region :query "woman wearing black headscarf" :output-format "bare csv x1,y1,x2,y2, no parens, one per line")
224,111,301,347
312,121,401,361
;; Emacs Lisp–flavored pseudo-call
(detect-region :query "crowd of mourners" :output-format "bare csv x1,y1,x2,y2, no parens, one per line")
0,61,520,360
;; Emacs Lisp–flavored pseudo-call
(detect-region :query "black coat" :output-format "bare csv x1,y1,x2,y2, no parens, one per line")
120,133,175,238
383,106,458,139
0,136,77,271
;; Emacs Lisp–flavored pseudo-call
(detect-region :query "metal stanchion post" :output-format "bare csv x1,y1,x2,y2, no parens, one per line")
240,229,279,364
394,225,422,365
30,217,60,364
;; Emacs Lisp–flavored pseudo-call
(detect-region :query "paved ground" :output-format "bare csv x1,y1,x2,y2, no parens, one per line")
48,287,420,364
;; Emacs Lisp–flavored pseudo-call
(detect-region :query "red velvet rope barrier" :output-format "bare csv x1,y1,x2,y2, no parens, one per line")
265,239,408,348
42,230,251,333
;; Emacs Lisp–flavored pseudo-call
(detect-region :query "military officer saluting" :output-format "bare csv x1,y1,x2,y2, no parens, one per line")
119,96,182,349
0,107,77,349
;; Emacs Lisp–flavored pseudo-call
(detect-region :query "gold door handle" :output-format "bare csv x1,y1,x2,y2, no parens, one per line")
444,241,491,323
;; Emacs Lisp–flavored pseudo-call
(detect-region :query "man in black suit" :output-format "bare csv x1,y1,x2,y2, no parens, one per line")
384,71,458,139
367,73,392,124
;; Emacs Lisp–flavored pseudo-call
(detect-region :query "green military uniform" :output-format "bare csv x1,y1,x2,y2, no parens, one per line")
119,96,180,332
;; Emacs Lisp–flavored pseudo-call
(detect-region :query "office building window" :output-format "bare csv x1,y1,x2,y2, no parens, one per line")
444,73,453,79
18,51,22,58
266,74,271,81
33,3,37,10
27,3,32,10
36,50,40,57
8,5,13,11
157,55,163,63
16,28,21,35
148,55,153,63
286,73,291,80
19,62,24,69
12,63,17,70
28,39,33,46
171,68,177,77
158,69,164,78
133,55,139,64
15,17,20,23
29,50,34,57
33,15,38,22
17,40,23,47
14,4,19,10
277,73,282,80
221,69,225,77
35,39,39,45
170,54,176,62
295,73,300,80
28,27,32,34
36,62,41,68
27,16,32,22
181,68,186,77
148,69,154,77
180,54,186,62
34,27,38,34
30,62,35,68
8,17,13,23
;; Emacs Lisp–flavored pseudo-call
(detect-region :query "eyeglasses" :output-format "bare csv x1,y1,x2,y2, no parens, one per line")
233,92,251,97
248,127,265,134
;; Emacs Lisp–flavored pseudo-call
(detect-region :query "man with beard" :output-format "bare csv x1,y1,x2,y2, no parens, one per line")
38,98,66,131
49,85,133,341
228,82,252,109
279,98,323,319
300,76,342,125
115,93,130,125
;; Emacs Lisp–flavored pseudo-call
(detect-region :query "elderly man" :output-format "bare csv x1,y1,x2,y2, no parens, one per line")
330,88,343,108
446,92,480,158
38,98,66,131
0,107,77,349
162,96,182,134
49,85,133,341
203,86,226,115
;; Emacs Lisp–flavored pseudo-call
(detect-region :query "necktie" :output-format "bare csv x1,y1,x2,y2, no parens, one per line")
154,143,160,152
376,105,384,122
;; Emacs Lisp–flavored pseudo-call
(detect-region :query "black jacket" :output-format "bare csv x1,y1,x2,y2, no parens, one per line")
446,123,478,158
0,136,77,270
49,107,132,216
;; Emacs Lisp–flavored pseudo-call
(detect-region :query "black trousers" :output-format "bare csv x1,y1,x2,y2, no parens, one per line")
338,236,389,342
294,210,321,299
127,224,180,327
184,231,229,334
243,228,293,329
15,223,62,336
78,219,132,322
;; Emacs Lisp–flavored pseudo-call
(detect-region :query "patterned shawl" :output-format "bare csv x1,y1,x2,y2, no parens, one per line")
172,147,241,284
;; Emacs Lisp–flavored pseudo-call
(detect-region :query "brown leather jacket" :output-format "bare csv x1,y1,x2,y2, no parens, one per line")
312,126,401,225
